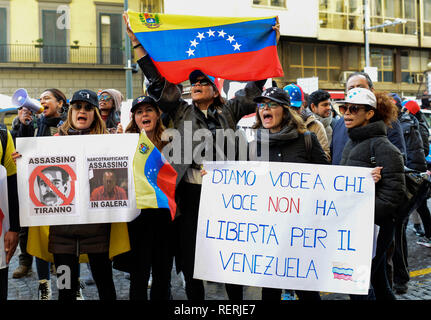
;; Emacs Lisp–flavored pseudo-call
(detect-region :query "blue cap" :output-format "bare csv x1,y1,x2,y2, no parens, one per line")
283,84,304,107
389,93,402,108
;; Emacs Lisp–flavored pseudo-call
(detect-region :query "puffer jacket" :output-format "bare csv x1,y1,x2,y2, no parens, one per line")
249,124,329,165
399,112,427,172
137,55,265,185
48,128,111,255
340,120,406,226
414,111,430,157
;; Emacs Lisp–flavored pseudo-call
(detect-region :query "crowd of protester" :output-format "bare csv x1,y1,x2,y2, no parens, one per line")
1,13,430,301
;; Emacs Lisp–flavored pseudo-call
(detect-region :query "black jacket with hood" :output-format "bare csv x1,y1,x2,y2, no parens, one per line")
340,120,406,226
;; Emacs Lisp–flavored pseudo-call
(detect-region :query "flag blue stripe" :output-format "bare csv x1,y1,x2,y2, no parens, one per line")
135,18,276,62
144,148,169,209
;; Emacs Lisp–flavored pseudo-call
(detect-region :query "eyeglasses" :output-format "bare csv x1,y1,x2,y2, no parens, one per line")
339,104,369,115
72,103,95,112
98,94,112,102
257,102,281,109
191,80,211,87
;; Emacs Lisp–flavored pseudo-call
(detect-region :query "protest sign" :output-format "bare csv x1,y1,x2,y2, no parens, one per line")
0,166,9,269
297,77,319,94
194,161,375,295
17,134,140,226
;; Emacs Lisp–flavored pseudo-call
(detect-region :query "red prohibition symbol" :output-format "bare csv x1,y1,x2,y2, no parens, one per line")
29,164,77,207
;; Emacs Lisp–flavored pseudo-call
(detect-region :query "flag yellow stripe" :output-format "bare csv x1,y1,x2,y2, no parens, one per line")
133,132,158,208
410,267,431,278
128,10,275,33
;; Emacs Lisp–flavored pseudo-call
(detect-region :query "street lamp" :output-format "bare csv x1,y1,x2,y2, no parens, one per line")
124,0,133,100
363,0,407,68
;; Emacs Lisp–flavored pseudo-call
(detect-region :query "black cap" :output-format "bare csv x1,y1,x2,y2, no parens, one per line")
254,87,291,106
189,70,216,87
70,89,99,108
131,95,157,113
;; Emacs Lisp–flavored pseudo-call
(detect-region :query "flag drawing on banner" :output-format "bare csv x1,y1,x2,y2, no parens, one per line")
128,11,284,84
133,132,177,220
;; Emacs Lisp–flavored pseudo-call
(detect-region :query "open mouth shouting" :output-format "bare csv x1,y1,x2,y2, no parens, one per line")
141,119,153,128
262,111,274,126
258,103,283,133
71,102,95,130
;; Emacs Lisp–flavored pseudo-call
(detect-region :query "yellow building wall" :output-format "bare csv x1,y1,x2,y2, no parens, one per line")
6,0,144,64
10,0,38,44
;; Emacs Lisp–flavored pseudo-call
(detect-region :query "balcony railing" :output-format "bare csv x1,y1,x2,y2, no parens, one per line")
0,44,124,65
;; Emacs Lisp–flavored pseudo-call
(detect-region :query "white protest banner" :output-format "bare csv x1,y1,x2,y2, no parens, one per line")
17,134,140,226
297,77,319,94
120,99,133,131
194,161,375,295
0,166,10,269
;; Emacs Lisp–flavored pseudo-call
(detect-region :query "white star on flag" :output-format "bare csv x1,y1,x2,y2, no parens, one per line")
226,35,235,43
197,32,205,40
190,39,199,47
207,29,215,37
218,30,226,38
233,42,242,51
186,48,195,56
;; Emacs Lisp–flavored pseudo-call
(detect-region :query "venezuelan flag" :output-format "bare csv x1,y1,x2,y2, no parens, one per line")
128,11,284,84
133,131,177,220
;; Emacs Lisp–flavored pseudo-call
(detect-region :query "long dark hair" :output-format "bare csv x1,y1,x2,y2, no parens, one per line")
43,88,69,117
125,105,167,150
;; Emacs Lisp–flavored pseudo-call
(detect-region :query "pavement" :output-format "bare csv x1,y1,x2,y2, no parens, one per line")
4,220,431,301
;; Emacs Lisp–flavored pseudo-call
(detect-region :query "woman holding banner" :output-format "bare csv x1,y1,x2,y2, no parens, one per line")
113,95,174,300
45,89,119,300
338,88,405,300
123,12,274,300
247,87,328,300
11,88,68,300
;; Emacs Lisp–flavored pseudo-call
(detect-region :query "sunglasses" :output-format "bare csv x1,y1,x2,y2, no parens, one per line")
98,94,112,102
339,104,370,115
257,102,281,109
72,103,95,112
191,80,211,87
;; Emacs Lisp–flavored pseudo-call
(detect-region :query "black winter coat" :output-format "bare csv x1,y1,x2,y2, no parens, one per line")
48,129,111,255
399,113,427,172
414,111,430,157
249,124,329,165
340,121,405,226
11,115,63,140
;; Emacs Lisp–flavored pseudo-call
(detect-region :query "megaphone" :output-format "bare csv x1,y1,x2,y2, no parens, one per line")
12,88,44,114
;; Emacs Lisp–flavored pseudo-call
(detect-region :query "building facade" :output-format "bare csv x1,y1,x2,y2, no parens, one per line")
164,0,431,97
0,0,151,101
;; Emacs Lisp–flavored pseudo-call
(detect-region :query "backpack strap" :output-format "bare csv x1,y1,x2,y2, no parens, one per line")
0,124,8,166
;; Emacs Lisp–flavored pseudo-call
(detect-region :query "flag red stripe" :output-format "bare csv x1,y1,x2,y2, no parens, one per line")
152,45,284,84
157,164,177,220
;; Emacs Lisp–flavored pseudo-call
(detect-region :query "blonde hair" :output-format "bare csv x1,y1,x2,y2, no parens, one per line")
253,106,307,134
59,104,107,135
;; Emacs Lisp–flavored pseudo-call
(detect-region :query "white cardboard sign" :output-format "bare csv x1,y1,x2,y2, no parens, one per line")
194,161,375,295
16,134,140,226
